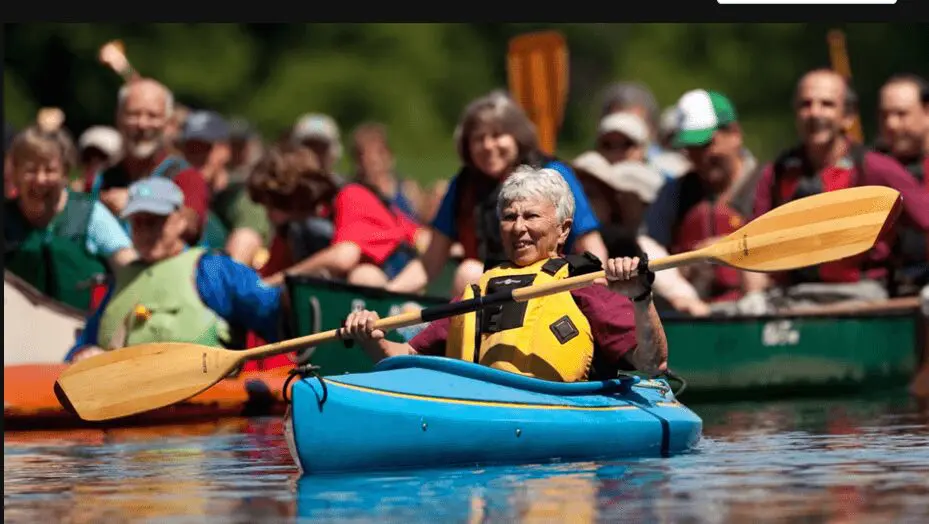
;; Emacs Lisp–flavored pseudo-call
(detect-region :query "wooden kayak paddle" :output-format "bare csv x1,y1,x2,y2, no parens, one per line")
54,185,903,422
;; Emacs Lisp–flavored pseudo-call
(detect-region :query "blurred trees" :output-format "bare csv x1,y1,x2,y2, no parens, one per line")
5,23,928,182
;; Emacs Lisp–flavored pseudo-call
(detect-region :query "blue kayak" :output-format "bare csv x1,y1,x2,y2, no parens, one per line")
285,355,703,475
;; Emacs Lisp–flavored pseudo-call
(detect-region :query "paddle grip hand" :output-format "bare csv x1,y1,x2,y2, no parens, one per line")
605,255,654,300
338,309,426,348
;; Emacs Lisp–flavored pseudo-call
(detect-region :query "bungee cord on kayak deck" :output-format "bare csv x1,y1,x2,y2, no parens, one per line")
282,363,327,408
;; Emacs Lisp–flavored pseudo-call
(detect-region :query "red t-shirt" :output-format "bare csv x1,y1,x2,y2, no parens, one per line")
332,183,420,265
410,284,640,378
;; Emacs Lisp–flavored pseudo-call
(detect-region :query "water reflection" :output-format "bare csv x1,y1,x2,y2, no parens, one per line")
4,395,929,524
4,419,297,523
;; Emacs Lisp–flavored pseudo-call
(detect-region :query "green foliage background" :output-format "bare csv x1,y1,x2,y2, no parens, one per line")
5,23,928,182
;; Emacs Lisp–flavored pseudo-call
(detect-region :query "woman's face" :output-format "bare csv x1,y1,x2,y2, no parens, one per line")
14,154,66,217
499,196,571,267
468,121,519,178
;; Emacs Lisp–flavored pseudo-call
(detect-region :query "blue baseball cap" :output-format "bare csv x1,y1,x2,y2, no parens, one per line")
122,177,185,218
181,110,231,143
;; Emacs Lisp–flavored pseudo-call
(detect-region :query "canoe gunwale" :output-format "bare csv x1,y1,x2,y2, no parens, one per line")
4,270,90,319
663,297,921,325
285,274,449,305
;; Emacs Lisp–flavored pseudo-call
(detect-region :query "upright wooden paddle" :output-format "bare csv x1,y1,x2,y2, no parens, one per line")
55,186,903,422
507,30,569,156
827,29,864,144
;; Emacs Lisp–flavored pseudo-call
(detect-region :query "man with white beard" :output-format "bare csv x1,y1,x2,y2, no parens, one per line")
89,78,210,245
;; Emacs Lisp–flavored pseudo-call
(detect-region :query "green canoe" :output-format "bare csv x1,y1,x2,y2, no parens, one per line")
285,274,924,401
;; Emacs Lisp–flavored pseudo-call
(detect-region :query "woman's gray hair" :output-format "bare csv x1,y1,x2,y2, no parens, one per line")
497,165,575,224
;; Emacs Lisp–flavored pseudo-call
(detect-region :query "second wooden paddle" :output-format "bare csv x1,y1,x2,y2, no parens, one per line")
54,186,902,422
507,30,569,156
827,29,864,144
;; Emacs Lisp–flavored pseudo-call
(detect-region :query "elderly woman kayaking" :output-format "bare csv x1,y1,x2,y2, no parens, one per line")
342,165,668,381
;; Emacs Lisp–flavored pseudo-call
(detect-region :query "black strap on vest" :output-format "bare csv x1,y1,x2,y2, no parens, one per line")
564,251,605,277
541,258,568,276
470,283,483,364
772,144,866,208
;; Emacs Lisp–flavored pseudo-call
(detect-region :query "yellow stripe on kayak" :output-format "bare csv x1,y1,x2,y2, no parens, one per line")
326,380,643,411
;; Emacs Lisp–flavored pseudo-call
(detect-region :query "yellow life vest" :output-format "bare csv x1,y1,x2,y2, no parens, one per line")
446,257,595,382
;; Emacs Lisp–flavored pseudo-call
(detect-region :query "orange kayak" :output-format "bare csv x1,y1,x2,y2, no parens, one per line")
4,364,293,430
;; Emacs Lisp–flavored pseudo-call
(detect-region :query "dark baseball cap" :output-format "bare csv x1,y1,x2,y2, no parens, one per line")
181,110,231,143
122,177,185,219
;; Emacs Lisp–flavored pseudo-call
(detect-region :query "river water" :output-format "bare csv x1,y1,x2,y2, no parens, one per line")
5,392,929,523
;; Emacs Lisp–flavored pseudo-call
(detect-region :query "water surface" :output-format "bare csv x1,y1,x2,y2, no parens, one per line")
5,394,929,523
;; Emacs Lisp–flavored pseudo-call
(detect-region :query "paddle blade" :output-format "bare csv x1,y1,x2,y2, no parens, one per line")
54,343,243,422
707,186,902,272
507,30,569,155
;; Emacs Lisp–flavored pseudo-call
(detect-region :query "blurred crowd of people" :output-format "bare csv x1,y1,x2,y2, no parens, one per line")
4,59,928,363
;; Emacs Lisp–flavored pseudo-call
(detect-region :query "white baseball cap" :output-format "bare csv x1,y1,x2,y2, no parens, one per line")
78,126,122,160
597,112,649,145
293,113,343,161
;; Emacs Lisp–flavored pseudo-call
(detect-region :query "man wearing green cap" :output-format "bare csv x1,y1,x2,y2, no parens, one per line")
646,90,760,245
643,89,765,306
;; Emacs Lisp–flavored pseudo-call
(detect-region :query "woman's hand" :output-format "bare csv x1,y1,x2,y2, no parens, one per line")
605,256,651,299
340,310,386,346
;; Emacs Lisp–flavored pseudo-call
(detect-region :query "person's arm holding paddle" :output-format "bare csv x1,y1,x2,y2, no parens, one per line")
603,256,668,375
341,310,418,361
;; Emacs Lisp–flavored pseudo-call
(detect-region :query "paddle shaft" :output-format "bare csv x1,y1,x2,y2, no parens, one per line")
236,250,706,362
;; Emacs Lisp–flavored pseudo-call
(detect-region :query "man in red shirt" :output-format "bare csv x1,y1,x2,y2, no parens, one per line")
752,69,929,307
876,74,929,294
89,78,210,245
